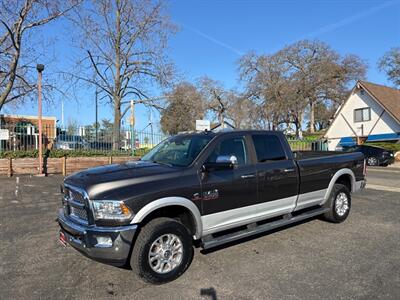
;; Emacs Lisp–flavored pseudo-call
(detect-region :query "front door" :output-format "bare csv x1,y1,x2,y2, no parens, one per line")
199,134,258,235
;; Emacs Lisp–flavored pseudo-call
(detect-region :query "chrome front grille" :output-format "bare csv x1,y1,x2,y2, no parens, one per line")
63,185,88,223
64,187,85,205
70,206,88,220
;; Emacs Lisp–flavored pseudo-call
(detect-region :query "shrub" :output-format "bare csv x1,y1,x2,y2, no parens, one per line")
0,148,151,159
364,142,400,152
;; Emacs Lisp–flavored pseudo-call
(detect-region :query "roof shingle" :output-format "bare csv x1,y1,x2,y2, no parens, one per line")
359,81,400,123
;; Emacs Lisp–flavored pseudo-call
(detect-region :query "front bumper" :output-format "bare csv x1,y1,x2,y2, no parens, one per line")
58,209,137,266
381,156,395,165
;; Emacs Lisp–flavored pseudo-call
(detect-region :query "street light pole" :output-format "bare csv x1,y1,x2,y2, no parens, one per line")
36,64,45,176
130,100,135,156
95,88,98,145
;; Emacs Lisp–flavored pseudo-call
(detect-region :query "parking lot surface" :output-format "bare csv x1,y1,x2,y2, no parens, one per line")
0,168,399,299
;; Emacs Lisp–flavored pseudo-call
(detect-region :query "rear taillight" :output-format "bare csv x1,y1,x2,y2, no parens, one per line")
363,159,367,176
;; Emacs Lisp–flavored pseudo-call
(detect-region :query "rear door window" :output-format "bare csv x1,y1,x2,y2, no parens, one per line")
252,135,287,162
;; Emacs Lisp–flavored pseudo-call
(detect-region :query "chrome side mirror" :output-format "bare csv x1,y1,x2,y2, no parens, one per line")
216,155,238,166
203,155,238,172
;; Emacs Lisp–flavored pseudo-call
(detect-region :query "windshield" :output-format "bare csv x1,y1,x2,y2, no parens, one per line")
141,134,213,167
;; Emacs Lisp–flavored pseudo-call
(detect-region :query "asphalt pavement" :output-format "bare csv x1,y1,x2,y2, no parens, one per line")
0,168,399,300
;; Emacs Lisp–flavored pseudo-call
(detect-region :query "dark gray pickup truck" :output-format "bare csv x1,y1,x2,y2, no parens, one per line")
58,130,366,283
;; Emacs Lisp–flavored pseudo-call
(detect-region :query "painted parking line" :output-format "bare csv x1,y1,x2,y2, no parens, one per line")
366,184,400,193
367,168,400,174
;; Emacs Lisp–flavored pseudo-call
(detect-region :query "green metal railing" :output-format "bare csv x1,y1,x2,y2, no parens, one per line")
0,124,167,155
286,136,328,151
0,124,328,155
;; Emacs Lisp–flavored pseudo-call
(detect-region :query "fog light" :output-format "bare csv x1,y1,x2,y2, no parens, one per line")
95,236,113,247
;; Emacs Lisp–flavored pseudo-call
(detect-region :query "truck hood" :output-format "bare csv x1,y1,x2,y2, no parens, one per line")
64,160,182,199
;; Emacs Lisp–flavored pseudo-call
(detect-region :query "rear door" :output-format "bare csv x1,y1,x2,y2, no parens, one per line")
251,133,299,217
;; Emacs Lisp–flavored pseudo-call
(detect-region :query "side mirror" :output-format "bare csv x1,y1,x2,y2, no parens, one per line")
203,155,238,171
216,155,238,165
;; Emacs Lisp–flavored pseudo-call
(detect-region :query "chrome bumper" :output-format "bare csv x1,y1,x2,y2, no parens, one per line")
58,209,137,266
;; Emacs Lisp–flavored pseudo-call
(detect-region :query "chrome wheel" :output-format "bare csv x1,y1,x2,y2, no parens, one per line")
148,234,183,274
367,157,378,166
335,192,349,216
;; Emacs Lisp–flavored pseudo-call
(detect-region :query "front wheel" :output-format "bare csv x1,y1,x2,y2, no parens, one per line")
323,183,351,223
130,217,193,284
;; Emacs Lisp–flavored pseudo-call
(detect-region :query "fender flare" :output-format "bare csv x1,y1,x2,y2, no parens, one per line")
323,168,356,202
130,196,203,239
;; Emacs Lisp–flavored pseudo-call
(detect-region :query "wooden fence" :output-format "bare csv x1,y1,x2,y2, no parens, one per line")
0,156,139,176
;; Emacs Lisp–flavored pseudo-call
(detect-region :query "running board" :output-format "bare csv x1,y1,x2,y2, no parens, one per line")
201,207,330,250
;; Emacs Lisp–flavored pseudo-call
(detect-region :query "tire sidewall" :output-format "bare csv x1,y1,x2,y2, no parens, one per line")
138,220,193,283
331,185,351,222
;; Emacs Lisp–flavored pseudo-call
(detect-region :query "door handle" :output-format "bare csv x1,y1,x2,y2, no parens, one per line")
283,168,295,173
241,174,255,179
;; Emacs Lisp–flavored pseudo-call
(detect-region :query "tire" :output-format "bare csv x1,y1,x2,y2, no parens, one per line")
323,183,351,223
367,156,379,166
130,217,193,284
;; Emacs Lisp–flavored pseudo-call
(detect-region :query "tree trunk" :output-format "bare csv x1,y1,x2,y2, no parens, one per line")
309,100,315,133
112,0,122,151
113,97,121,150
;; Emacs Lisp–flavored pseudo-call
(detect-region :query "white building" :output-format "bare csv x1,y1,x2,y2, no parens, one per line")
325,81,400,151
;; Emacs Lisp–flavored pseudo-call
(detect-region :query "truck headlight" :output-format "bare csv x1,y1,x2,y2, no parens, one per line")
92,200,133,221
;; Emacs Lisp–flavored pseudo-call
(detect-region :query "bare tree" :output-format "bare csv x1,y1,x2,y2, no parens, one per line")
0,0,81,112
70,0,175,149
197,76,261,129
239,52,305,134
197,76,230,127
279,40,366,133
224,91,257,129
160,82,205,134
378,47,400,87
239,40,366,134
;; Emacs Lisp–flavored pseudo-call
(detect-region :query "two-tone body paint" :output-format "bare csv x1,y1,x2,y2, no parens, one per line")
63,130,365,239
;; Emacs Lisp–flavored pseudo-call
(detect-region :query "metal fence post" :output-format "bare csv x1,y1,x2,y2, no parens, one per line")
8,157,12,177
62,156,67,176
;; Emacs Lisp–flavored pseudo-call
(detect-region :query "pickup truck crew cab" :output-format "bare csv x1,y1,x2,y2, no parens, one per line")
58,130,366,284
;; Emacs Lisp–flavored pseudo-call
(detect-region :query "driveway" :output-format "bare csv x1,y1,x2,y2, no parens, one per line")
0,169,399,299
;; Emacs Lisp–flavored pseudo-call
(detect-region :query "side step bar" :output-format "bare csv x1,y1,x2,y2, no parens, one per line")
201,207,330,250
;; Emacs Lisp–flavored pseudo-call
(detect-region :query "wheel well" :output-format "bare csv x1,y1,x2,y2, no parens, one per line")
140,205,197,237
335,174,352,192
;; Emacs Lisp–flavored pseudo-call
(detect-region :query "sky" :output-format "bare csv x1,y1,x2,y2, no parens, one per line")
7,0,400,132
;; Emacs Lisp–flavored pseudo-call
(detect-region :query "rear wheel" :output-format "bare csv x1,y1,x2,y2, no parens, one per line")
367,156,379,166
130,217,193,284
323,183,351,223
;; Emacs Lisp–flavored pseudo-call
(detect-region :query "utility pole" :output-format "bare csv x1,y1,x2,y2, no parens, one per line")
36,64,45,176
130,100,135,156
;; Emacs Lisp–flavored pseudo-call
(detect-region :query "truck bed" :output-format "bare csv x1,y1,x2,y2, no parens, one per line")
293,150,346,160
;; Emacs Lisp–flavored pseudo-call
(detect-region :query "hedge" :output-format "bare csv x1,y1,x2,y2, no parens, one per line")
0,148,151,159
364,142,400,152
